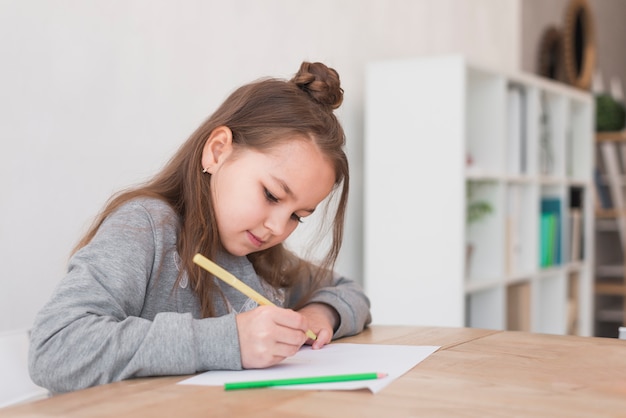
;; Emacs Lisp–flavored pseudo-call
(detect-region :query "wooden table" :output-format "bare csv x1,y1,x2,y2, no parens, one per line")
2,325,625,417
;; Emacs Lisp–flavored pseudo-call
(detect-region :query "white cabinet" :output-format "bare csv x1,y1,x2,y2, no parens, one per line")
364,55,594,336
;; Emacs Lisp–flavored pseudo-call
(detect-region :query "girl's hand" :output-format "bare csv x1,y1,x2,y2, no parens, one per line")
235,305,309,369
297,303,339,350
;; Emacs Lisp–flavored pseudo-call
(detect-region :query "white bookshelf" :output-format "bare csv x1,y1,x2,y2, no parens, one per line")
364,55,594,336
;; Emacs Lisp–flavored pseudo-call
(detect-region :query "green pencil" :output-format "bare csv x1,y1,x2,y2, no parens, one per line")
224,372,387,390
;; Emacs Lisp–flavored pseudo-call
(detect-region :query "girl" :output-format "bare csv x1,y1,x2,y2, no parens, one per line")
28,61,371,393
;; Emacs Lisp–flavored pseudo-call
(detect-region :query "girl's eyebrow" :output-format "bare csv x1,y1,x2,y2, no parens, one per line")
270,175,316,214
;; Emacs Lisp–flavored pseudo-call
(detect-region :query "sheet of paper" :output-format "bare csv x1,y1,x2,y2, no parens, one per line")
178,343,440,393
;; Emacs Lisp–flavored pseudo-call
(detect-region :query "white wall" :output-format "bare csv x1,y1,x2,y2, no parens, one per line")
0,0,519,333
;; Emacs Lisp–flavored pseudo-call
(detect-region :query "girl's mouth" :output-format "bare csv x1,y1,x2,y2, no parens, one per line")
247,231,264,247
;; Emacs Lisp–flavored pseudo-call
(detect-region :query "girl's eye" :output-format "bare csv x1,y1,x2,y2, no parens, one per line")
264,188,279,203
264,187,302,223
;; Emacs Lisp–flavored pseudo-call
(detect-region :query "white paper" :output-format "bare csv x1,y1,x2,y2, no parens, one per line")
178,343,440,393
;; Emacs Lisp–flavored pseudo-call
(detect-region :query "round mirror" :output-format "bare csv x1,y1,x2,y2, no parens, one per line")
562,0,596,89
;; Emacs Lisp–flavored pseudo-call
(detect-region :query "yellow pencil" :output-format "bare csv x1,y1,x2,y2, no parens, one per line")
193,253,317,341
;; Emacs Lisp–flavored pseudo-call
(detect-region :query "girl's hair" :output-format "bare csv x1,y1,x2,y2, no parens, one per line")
73,61,349,317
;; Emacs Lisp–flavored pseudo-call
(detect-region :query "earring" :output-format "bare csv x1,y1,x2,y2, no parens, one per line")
202,167,210,174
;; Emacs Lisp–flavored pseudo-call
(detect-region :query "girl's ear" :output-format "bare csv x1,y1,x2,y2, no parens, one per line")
201,126,234,174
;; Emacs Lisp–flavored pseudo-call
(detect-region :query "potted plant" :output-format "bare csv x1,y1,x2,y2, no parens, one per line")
467,200,493,224
466,183,493,276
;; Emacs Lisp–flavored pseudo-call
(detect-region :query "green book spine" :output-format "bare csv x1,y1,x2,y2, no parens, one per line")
547,214,557,266
540,213,550,267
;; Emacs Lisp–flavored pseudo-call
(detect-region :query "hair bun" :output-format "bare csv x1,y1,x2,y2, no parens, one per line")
291,62,344,110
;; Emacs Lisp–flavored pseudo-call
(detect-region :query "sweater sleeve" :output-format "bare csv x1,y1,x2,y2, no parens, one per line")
28,201,242,394
287,272,372,339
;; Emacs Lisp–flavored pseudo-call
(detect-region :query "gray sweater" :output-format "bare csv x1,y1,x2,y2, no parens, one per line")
28,198,371,393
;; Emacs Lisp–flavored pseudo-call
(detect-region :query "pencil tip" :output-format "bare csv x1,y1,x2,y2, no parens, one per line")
377,373,388,379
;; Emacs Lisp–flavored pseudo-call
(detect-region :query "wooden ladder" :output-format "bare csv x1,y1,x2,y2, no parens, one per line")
595,131,626,328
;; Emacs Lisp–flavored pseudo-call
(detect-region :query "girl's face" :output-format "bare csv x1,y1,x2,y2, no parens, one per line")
206,134,335,256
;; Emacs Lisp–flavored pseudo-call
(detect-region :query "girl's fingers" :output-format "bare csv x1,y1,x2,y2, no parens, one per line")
236,306,309,369
271,307,310,336
310,327,332,349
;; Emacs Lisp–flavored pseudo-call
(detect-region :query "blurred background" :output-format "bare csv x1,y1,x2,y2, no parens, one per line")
1,0,625,334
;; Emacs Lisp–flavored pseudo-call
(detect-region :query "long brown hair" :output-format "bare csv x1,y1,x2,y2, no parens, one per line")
73,61,348,316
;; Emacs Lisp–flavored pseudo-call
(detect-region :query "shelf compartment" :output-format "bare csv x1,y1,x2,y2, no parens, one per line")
567,272,580,335
533,274,567,334
505,83,531,177
466,180,505,282
506,281,531,331
538,92,567,178
466,68,506,174
506,183,538,277
567,100,593,180
466,286,505,330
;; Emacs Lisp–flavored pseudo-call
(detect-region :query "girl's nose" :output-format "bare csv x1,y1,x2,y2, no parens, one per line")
263,211,288,236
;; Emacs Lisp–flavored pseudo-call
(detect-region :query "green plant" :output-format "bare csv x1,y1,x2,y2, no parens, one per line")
467,200,493,224
466,183,493,224
596,94,626,132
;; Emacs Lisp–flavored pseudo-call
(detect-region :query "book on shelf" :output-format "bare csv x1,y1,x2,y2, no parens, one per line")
540,197,561,267
569,209,582,262
569,187,584,262
539,92,555,175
